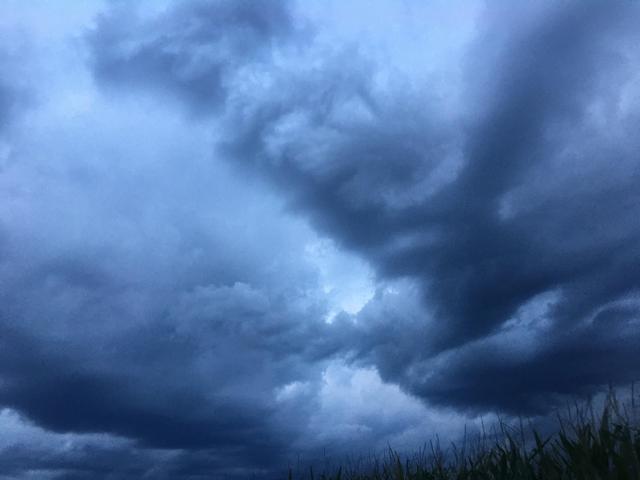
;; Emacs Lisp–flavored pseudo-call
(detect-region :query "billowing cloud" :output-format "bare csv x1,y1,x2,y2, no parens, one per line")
1,0,639,477
88,0,296,115
225,0,640,410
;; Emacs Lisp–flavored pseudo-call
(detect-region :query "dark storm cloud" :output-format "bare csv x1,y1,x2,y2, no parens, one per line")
232,0,640,412
0,441,154,479
3,0,640,477
409,302,640,414
0,239,346,474
0,314,272,451
0,437,274,479
226,0,640,345
426,1,640,343
0,2,344,472
88,0,640,415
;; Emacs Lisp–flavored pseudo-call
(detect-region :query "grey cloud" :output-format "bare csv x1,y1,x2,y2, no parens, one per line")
0,234,334,472
0,441,158,480
88,0,296,115
407,301,640,414
0,438,281,479
87,0,640,413
232,1,640,408
2,0,640,477
0,21,344,473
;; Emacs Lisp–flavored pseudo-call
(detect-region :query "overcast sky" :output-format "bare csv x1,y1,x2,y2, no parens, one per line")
1,0,639,478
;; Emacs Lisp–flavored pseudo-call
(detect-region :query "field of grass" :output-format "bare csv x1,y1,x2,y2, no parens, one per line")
287,391,640,480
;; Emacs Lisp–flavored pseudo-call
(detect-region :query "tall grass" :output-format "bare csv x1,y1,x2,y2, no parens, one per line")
287,390,640,480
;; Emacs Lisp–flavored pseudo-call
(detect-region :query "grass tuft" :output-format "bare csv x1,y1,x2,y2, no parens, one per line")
287,389,640,479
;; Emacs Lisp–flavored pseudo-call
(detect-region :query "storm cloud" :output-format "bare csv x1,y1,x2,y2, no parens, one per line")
89,0,297,115
1,0,639,478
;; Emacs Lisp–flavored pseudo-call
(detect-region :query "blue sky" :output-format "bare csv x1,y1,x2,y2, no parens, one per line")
0,1,639,478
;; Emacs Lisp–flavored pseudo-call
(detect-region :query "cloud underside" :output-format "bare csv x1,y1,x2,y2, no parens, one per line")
1,0,640,477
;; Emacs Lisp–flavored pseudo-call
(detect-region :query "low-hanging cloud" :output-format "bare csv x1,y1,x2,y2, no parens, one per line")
1,0,640,477
89,0,640,411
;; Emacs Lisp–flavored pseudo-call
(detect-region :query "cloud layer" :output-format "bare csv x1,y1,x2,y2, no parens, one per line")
1,0,639,477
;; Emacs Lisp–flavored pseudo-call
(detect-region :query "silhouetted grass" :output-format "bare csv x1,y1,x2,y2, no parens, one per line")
287,389,640,480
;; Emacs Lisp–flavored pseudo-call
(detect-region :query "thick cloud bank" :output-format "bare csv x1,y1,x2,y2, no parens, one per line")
1,0,639,478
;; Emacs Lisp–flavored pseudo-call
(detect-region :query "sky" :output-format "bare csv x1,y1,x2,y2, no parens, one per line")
0,0,639,478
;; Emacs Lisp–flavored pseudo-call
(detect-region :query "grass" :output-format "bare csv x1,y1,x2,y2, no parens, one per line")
287,390,640,480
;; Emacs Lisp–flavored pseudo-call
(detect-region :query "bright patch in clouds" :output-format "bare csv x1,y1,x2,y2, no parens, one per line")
305,239,375,322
